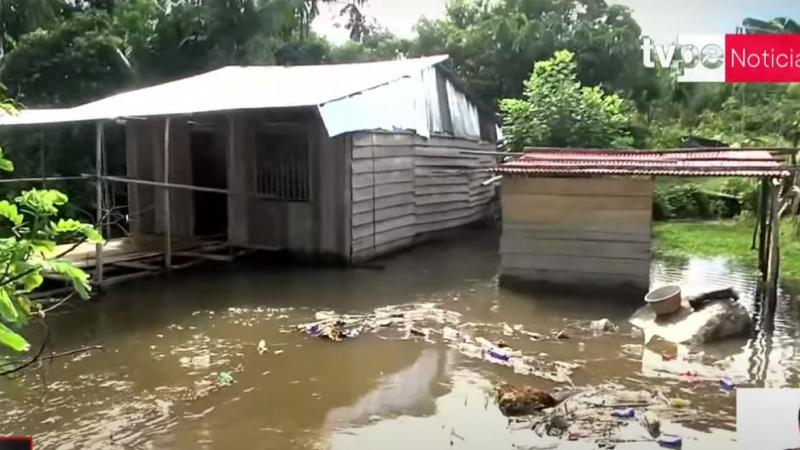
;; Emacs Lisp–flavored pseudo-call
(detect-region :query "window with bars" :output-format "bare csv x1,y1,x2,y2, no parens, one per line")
255,131,311,202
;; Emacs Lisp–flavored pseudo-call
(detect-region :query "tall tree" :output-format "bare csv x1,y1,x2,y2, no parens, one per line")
500,50,633,149
0,0,62,54
411,0,651,108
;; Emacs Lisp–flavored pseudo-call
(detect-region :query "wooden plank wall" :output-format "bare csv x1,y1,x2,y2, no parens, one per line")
125,118,194,238
499,177,653,288
242,112,350,259
350,131,495,261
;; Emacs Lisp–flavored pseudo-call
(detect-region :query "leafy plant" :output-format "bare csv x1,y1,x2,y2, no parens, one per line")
499,50,633,150
0,143,102,353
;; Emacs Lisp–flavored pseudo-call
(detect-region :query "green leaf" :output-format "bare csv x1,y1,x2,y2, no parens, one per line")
20,271,43,293
50,219,103,243
16,189,69,216
0,200,23,226
0,289,18,323
0,157,14,172
0,322,29,352
40,260,91,299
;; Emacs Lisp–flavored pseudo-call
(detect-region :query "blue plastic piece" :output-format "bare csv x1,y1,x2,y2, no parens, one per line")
610,407,635,418
720,377,736,392
657,435,682,448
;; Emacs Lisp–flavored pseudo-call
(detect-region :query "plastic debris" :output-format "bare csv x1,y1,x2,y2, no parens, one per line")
488,347,511,362
590,319,617,332
610,408,635,418
217,372,235,386
409,328,428,338
668,397,691,408
555,330,570,340
679,371,699,383
257,339,268,355
657,435,682,448
644,411,661,438
442,327,461,341
720,377,736,393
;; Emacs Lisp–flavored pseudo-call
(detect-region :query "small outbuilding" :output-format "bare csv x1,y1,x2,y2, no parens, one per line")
0,56,499,276
491,149,792,292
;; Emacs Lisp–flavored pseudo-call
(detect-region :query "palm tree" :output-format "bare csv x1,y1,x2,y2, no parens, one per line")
741,16,800,34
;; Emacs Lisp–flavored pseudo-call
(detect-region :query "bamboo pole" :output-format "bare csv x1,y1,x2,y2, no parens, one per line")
163,117,172,272
94,122,104,285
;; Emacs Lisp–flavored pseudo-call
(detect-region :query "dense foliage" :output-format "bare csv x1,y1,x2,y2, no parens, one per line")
499,50,632,149
0,138,102,352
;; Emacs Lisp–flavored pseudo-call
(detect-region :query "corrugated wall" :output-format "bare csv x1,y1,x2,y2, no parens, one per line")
499,177,653,289
350,131,496,261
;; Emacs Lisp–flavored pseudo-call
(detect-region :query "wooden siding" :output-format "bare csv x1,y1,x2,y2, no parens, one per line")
126,118,194,238
239,112,350,259
350,132,496,261
499,176,653,289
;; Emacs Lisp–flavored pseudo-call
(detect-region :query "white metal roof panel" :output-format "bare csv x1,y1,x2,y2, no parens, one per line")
0,55,449,126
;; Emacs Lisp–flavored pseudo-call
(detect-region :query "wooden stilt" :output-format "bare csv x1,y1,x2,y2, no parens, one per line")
758,178,769,279
94,122,105,285
766,180,781,295
163,117,172,272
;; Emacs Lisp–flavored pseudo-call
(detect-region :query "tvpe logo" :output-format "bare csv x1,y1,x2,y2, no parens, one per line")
641,35,725,82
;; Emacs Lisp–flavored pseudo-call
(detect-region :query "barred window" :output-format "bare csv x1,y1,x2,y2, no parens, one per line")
255,130,310,202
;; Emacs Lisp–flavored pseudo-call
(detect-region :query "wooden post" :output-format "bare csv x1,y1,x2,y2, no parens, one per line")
163,117,172,271
758,178,769,279
766,180,781,296
94,122,104,285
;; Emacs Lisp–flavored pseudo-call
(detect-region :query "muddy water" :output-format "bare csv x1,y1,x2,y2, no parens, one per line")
0,229,798,449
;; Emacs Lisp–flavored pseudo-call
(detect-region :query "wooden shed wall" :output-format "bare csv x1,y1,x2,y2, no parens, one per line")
232,112,351,259
126,118,195,238
350,131,496,261
499,177,653,288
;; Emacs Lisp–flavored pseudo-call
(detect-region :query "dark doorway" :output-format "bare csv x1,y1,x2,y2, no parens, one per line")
191,130,228,237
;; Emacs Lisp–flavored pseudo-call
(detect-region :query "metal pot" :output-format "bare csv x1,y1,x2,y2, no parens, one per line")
645,285,682,316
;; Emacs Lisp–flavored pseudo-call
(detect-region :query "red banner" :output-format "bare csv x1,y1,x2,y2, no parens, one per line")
726,34,800,83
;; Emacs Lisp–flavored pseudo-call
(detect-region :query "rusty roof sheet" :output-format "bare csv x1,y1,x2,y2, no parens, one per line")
491,149,792,178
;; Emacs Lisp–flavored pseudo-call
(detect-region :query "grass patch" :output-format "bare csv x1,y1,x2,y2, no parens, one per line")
653,219,800,280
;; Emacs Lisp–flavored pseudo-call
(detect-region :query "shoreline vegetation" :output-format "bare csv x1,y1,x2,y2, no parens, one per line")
653,219,800,280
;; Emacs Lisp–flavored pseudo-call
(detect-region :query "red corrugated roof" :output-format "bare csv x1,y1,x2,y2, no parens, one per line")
491,149,792,178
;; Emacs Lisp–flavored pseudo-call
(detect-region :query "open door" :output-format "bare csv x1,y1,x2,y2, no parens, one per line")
191,130,228,237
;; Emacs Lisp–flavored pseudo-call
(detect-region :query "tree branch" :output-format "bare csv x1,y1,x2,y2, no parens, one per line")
0,322,49,377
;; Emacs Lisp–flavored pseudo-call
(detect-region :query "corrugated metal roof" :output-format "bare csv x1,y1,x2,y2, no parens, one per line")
0,55,449,126
492,149,791,178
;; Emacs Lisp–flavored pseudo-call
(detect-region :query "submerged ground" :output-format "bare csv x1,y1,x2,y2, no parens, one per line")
0,227,798,449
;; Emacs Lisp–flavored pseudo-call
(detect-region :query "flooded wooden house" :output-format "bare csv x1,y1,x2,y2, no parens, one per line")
0,56,499,282
491,149,792,292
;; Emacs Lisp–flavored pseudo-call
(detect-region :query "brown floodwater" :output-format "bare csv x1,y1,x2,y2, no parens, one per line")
1,228,798,449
